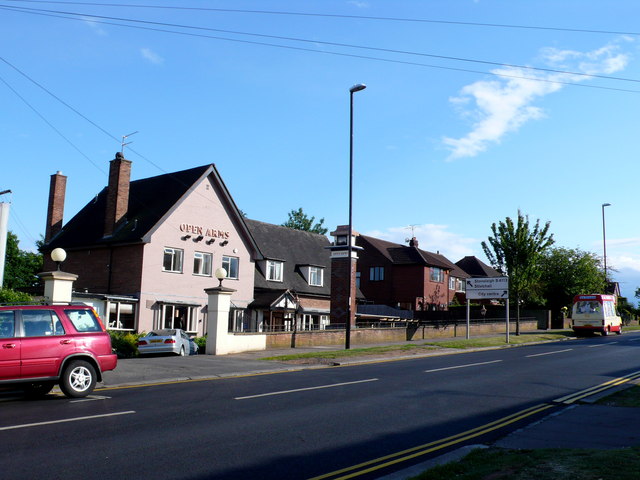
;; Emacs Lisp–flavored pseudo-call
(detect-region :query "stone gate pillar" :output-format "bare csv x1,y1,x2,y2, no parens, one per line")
204,286,236,355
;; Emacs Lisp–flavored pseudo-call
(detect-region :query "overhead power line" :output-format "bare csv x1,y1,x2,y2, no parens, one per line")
4,0,640,37
3,4,640,94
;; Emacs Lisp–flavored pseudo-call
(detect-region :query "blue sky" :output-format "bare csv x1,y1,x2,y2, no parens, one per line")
2,1,640,302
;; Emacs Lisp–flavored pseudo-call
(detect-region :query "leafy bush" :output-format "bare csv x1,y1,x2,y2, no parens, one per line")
0,288,35,305
109,330,144,358
194,335,207,354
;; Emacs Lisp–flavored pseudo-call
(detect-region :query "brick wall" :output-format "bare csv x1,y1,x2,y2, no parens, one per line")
262,320,539,348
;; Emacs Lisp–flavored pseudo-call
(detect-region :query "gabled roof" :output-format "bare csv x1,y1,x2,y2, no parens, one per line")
358,235,457,270
455,256,501,278
46,164,258,257
245,219,331,296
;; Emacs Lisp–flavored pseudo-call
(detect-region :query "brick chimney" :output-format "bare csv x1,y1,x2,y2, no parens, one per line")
45,171,67,242
409,237,419,248
104,152,132,238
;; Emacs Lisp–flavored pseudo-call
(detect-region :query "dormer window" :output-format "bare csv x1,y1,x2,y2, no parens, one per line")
309,266,324,287
267,260,283,282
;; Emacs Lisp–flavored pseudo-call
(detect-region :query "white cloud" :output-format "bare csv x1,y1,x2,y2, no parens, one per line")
443,39,632,160
83,17,107,36
348,1,370,7
140,48,164,65
364,224,480,262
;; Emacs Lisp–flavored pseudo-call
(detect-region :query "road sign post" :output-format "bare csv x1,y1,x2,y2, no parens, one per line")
465,277,510,342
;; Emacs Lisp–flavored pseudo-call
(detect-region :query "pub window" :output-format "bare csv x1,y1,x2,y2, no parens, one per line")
222,256,239,279
163,247,183,273
193,252,213,276
107,302,136,331
159,304,198,333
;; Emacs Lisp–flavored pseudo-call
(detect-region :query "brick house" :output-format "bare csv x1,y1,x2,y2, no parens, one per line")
355,235,461,311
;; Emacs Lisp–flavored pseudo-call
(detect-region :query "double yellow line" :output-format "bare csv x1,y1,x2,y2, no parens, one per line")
311,370,640,480
308,403,555,480
554,370,640,404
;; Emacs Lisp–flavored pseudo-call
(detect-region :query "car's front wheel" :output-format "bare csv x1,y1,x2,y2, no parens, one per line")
60,360,97,398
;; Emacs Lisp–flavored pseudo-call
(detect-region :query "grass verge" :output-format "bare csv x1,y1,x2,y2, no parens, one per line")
597,385,640,407
422,332,574,349
261,343,441,361
261,331,574,361
409,447,640,480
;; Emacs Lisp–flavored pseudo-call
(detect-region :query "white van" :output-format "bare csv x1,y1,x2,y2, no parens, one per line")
571,294,622,336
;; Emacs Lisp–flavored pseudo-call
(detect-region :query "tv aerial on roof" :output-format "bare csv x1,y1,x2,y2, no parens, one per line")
121,131,139,155
405,224,420,243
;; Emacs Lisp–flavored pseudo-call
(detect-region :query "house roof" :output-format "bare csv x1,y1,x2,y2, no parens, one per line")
245,219,332,297
358,235,457,270
455,256,501,278
46,164,258,257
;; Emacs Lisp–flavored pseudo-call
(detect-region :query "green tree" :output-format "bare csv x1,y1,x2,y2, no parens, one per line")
282,208,328,235
0,287,33,304
3,231,43,289
482,211,554,335
538,247,605,326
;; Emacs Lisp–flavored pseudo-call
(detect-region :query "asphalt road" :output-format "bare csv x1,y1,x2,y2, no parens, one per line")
2,332,640,480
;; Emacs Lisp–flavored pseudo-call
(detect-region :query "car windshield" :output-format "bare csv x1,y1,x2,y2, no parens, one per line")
149,329,176,337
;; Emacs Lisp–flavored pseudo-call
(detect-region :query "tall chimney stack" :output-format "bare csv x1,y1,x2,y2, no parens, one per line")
45,171,67,242
104,152,132,237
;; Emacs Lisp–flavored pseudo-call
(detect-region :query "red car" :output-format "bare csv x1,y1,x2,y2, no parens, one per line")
0,304,117,398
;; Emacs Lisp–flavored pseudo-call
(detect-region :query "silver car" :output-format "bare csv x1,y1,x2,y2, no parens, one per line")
137,329,193,356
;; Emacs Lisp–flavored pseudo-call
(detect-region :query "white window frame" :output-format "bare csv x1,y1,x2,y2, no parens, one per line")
158,304,198,333
222,256,239,279
430,267,444,283
266,260,283,282
106,301,136,331
193,251,213,276
163,247,184,273
309,266,323,287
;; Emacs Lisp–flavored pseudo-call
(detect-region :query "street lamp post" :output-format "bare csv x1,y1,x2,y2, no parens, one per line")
346,83,366,350
602,203,611,283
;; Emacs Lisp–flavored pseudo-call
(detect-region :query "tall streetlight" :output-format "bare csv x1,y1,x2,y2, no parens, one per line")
602,203,611,283
346,83,366,350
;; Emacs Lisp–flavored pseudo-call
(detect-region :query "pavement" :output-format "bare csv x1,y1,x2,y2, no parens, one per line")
99,340,640,478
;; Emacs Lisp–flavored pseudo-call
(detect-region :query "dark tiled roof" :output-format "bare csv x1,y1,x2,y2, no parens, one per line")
359,235,456,270
245,219,331,296
455,256,501,277
47,165,212,249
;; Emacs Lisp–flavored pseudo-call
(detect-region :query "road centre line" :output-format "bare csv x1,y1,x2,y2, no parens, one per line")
234,378,378,400
0,411,136,432
588,342,617,348
424,360,502,373
526,349,573,358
